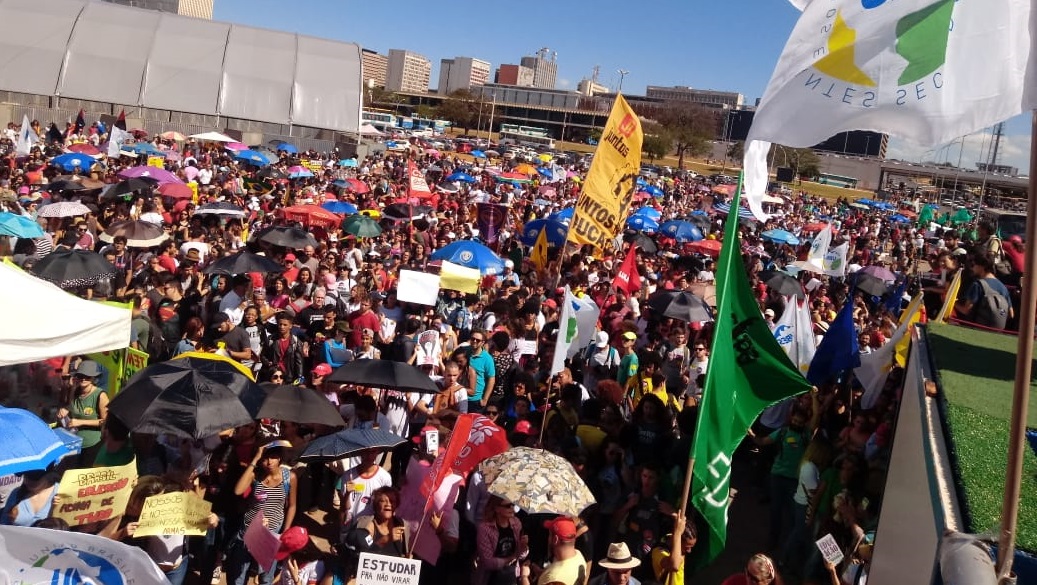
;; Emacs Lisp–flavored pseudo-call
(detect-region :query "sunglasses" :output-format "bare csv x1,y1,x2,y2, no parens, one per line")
470,337,484,343
486,410,499,415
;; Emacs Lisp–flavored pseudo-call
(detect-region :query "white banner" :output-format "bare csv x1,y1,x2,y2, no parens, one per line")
550,287,601,376
397,270,441,306
357,553,421,585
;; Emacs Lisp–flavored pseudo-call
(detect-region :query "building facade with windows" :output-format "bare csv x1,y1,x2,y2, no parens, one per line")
437,56,491,95
645,85,744,109
386,49,431,93
362,49,388,88
519,55,558,90
100,0,213,18
496,64,534,87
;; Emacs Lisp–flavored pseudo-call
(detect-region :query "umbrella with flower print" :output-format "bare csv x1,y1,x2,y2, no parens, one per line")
479,447,596,518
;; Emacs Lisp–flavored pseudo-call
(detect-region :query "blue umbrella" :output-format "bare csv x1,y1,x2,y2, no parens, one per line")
0,212,45,238
131,143,165,156
632,206,662,220
533,198,551,207
549,207,575,223
322,201,359,215
275,142,298,154
762,229,801,245
338,158,358,167
50,153,96,172
856,198,876,206
644,185,664,197
627,215,660,233
0,407,78,475
659,220,704,242
873,201,895,211
536,167,553,178
519,219,569,246
636,177,648,187
712,202,756,220
446,171,477,183
889,214,911,224
235,149,272,166
430,240,505,275
471,150,487,159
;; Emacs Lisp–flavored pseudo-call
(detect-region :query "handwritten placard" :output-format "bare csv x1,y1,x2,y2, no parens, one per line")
54,460,137,526
356,553,421,585
134,491,212,537
816,533,845,566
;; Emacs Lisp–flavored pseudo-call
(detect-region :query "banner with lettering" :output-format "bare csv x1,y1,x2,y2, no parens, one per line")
88,347,148,397
123,347,149,388
566,94,642,256
134,491,212,537
475,203,508,248
356,553,421,585
54,460,137,526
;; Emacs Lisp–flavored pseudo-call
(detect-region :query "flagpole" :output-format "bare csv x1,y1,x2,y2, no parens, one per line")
995,110,1037,583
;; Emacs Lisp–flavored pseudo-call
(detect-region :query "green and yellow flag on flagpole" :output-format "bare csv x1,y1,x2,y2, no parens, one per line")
689,173,812,567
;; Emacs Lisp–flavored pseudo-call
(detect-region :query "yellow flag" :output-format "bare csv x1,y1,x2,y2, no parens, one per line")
566,94,642,256
530,226,549,272
935,269,962,324
894,293,924,367
440,260,480,294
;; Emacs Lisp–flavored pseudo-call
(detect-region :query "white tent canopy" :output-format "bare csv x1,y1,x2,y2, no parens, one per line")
358,123,384,136
188,131,236,143
0,262,131,366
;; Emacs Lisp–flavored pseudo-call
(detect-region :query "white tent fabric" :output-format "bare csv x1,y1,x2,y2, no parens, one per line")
189,131,236,143
0,262,131,366
359,123,384,136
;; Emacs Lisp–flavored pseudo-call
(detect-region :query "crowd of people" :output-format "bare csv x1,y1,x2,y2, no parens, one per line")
0,115,1022,585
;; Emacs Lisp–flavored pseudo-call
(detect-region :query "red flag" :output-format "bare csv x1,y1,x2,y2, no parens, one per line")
408,159,434,200
421,414,508,500
115,109,127,131
612,245,641,294
73,109,85,135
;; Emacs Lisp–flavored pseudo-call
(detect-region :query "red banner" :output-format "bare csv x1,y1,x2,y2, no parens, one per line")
408,159,434,200
421,414,508,500
612,245,641,294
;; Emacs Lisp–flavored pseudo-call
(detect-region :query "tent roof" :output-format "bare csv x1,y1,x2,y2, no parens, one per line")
0,261,131,366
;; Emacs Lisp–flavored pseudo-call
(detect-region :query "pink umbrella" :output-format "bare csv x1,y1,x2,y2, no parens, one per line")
157,183,193,200
225,142,248,151
117,166,183,184
67,144,102,156
566,171,581,178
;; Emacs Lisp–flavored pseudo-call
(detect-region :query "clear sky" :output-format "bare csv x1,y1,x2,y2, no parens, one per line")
214,0,1033,174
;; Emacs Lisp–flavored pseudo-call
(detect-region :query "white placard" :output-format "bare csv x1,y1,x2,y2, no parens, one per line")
816,533,844,566
356,552,422,585
397,270,441,306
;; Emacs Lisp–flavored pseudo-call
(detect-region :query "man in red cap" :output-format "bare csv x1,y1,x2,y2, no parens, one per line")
534,517,587,585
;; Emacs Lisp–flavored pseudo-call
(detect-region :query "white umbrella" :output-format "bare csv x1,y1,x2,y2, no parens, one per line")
188,131,236,143
37,201,91,218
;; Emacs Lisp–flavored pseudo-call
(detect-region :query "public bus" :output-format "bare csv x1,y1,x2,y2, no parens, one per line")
361,110,397,132
498,124,556,150
817,173,860,188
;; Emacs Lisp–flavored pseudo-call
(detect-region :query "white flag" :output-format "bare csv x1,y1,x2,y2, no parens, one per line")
108,126,129,159
550,287,600,376
823,242,849,278
762,296,817,428
14,115,36,156
742,0,1033,220
805,225,832,271
856,294,923,409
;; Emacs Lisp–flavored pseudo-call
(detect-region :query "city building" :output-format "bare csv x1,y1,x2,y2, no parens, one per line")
385,49,431,94
361,49,388,88
577,78,609,96
520,49,558,89
645,85,744,109
496,64,534,87
100,0,213,18
437,56,492,95
472,83,581,110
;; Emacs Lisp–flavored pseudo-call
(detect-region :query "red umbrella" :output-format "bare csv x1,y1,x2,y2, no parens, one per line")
67,144,101,156
800,222,830,233
157,183,194,200
280,204,339,228
343,178,370,194
687,239,723,257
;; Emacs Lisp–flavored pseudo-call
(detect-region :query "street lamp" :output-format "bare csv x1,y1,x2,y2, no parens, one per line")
617,69,629,93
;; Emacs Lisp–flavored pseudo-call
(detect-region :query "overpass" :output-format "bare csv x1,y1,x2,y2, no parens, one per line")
815,153,1027,198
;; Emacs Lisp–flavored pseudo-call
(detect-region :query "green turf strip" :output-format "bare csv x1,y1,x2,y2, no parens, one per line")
928,323,1037,552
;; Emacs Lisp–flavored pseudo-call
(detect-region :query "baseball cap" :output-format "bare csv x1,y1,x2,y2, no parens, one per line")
595,331,609,348
543,299,557,310
514,420,535,435
275,526,309,561
312,363,332,377
622,331,637,341
285,253,297,261
211,312,231,326
764,309,775,318
544,517,578,540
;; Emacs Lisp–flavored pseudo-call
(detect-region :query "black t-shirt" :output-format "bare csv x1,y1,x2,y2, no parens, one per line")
220,326,251,353
494,523,516,558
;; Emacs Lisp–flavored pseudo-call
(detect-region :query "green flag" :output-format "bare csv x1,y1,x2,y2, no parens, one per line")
689,174,812,567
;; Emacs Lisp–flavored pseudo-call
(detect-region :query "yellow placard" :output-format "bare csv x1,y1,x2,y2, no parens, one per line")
302,160,323,173
88,349,124,396
566,94,642,256
124,347,149,386
54,460,137,526
134,491,212,537
188,181,199,205
147,156,164,169
439,260,480,294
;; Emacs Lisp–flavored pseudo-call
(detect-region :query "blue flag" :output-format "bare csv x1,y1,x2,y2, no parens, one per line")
884,279,907,318
806,295,861,385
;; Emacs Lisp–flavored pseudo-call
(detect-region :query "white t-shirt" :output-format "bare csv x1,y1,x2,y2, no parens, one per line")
794,460,821,506
281,559,325,585
339,467,393,525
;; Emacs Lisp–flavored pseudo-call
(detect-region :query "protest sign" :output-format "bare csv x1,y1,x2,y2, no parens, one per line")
816,533,845,566
147,156,164,169
244,510,280,571
397,270,440,306
439,260,480,294
123,347,149,386
356,553,421,585
54,460,137,526
134,491,212,537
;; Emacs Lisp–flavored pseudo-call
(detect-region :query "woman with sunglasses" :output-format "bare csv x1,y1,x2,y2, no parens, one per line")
474,496,527,585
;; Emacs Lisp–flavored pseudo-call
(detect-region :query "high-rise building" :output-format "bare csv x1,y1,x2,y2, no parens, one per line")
437,56,492,95
645,85,744,109
496,64,534,87
99,0,214,19
520,50,558,89
385,49,432,94
361,49,388,88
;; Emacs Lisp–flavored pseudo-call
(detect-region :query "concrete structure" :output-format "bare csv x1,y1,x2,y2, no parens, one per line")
646,85,744,109
473,84,581,110
100,0,213,19
386,49,431,94
577,78,609,96
520,52,558,89
361,49,388,88
496,64,534,87
437,56,491,95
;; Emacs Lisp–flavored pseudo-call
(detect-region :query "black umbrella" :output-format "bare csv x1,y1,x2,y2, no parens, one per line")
648,290,714,323
257,384,345,427
256,226,319,249
383,203,434,219
108,353,266,439
298,428,406,462
105,177,158,198
327,360,439,393
43,180,86,194
31,249,116,288
851,272,891,297
760,269,804,298
98,220,168,248
622,231,658,254
202,251,285,275
257,166,287,180
671,255,705,272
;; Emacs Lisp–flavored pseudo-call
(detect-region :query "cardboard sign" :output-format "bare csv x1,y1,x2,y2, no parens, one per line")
134,491,212,537
397,270,440,306
54,460,137,526
147,156,164,169
816,533,845,566
123,347,149,388
356,553,421,585
244,510,280,571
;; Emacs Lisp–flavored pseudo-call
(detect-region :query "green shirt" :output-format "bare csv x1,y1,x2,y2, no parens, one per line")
70,387,106,449
769,426,809,479
618,352,639,388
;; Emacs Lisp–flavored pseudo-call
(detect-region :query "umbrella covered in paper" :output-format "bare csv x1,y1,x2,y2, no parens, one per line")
108,352,265,439
31,249,116,288
298,428,406,462
257,384,345,428
479,447,596,518
327,360,439,393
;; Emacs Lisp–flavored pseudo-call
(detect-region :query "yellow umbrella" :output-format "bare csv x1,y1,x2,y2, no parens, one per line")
537,153,553,163
360,209,381,218
514,163,538,176
173,351,255,381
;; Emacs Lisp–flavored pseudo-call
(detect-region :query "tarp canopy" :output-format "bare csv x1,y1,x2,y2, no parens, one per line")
0,261,131,366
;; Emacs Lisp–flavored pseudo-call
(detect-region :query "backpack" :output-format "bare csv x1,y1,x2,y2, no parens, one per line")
143,316,170,361
974,279,1010,329
989,237,1013,276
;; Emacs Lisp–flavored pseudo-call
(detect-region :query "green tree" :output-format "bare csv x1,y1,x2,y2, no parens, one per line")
726,141,744,162
414,105,437,120
790,147,821,178
434,89,484,135
654,104,716,169
368,87,406,111
642,133,672,162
